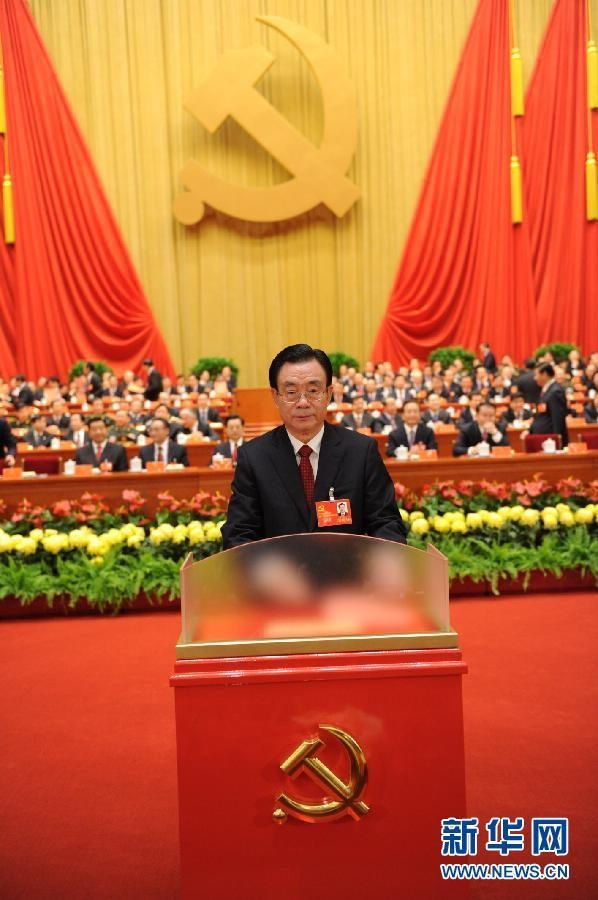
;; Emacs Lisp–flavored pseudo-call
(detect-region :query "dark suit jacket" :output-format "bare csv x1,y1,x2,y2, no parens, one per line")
341,412,376,430
139,440,189,468
453,422,509,456
144,369,163,401
22,428,53,448
583,403,598,424
13,384,34,407
421,409,451,426
529,382,568,446
197,408,222,426
222,423,407,548
87,372,102,397
387,423,437,456
483,351,497,373
211,439,245,461
0,418,17,458
499,408,533,428
75,441,128,471
514,371,541,404
372,412,403,434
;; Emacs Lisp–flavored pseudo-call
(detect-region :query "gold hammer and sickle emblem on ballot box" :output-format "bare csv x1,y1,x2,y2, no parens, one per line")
273,725,369,824
173,16,360,226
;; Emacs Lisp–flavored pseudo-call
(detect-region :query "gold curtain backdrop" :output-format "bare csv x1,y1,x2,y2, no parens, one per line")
30,0,556,386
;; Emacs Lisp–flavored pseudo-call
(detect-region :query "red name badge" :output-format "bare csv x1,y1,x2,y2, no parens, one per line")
316,499,353,527
537,403,547,413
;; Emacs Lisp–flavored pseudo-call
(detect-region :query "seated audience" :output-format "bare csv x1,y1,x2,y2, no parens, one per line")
457,392,484,428
211,415,245,462
102,374,123,398
453,402,509,456
75,417,128,471
46,398,71,434
391,374,413,407
196,393,222,428
387,399,438,456
421,393,451,427
341,396,376,431
23,414,53,448
139,417,189,467
363,378,379,404
11,374,34,408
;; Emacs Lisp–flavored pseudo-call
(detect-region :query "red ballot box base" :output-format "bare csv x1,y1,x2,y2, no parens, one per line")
171,647,468,900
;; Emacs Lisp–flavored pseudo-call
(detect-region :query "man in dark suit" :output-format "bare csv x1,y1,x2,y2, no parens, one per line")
386,400,437,456
23,414,53,448
175,407,214,439
584,396,598,423
11,375,34,409
499,393,533,428
196,393,222,428
372,397,403,433
457,392,483,429
341,396,376,431
84,362,102,398
66,412,90,449
514,359,541,404
527,363,569,447
0,416,17,465
222,344,407,548
143,359,163,401
480,342,497,373
139,417,189,467
74,417,128,471
421,393,451,426
211,415,245,463
453,402,509,456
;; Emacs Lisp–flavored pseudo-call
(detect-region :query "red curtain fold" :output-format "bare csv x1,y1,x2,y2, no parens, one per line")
522,0,598,352
371,0,538,368
0,134,16,374
0,0,174,379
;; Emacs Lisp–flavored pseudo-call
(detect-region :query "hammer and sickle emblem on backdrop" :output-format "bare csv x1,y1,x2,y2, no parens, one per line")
173,16,360,226
272,724,369,824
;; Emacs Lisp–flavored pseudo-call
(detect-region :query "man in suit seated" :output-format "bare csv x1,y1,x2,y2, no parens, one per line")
143,359,163,401
66,412,90,449
46,398,71,435
87,396,113,427
75,417,128,471
421,393,451,427
211,415,245,463
23,414,53,448
584,394,598,423
457,391,483,429
222,343,406,548
139,417,189,468
341,396,376,431
453,402,509,456
372,396,403,433
174,406,214,439
11,374,34,409
196,393,222,429
386,400,438,456
499,393,533,428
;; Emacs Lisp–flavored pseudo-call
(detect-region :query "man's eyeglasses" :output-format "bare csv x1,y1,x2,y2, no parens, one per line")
277,388,329,404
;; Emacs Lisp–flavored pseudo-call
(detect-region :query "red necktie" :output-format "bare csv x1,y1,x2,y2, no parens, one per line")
298,445,314,507
157,444,163,462
232,442,238,462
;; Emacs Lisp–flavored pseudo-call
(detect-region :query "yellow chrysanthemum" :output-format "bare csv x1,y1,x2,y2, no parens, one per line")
520,509,540,527
410,518,429,535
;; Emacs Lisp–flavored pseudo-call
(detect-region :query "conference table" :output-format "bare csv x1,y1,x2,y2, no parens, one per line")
1,451,596,516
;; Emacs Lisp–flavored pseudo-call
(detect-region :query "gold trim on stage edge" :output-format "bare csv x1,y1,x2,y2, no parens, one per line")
175,628,460,659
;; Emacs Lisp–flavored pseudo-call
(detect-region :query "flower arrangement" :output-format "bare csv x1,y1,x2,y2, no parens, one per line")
0,481,596,612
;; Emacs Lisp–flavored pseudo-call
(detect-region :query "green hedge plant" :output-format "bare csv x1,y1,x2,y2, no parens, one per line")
428,345,475,372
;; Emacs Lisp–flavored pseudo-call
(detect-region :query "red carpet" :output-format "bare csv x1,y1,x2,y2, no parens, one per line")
0,592,596,899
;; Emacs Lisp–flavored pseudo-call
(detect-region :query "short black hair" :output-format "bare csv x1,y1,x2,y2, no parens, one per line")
510,392,525,402
87,416,106,427
143,358,153,366
524,358,536,370
150,417,170,430
225,414,244,425
15,374,26,382
30,414,44,423
268,344,333,389
478,401,496,413
85,362,95,371
538,363,555,377
402,399,420,411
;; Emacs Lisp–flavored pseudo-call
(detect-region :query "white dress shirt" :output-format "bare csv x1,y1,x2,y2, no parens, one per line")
154,439,169,463
286,425,324,479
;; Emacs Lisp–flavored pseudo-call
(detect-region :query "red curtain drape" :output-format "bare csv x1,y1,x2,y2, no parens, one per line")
0,0,174,380
371,0,538,368
522,0,598,351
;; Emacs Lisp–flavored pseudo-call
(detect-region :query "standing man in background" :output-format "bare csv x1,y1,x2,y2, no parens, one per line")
527,363,569,447
222,344,407,548
143,359,163,401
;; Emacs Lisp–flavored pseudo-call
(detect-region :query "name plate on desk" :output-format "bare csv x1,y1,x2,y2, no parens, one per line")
146,461,166,472
2,467,23,479
74,464,93,476
567,442,588,454
491,446,513,457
